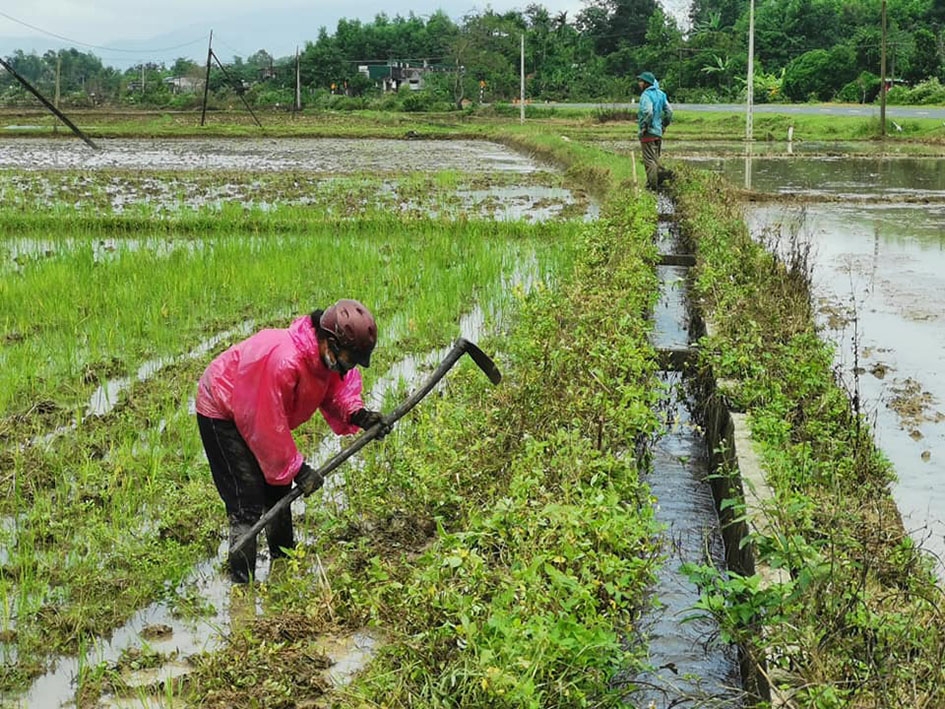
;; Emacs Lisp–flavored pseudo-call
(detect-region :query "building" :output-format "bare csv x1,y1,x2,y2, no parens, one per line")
358,62,439,92
163,76,202,94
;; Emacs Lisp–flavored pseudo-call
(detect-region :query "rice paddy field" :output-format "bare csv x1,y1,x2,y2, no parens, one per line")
0,127,667,707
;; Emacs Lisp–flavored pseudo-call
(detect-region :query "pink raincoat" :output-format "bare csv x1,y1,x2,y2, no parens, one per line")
196,316,364,485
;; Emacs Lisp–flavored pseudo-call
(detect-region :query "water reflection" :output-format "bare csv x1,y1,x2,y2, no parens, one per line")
686,155,945,198
747,202,945,572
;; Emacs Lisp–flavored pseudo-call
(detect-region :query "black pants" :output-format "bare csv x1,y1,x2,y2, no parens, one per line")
197,414,295,582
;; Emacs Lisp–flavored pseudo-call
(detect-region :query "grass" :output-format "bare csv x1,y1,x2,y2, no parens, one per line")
176,173,666,709
5,102,945,144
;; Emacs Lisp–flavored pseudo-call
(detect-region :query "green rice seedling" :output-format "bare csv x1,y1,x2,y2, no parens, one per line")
0,208,572,695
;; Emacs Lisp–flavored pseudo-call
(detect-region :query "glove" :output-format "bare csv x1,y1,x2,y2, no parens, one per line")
350,408,392,438
294,463,324,496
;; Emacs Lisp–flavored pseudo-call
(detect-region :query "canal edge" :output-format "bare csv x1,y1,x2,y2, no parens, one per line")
655,191,796,708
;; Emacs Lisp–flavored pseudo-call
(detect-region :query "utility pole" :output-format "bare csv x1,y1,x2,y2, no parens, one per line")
0,56,98,149
746,0,755,144
880,0,887,137
201,30,213,127
520,33,525,125
54,53,61,135
295,46,301,114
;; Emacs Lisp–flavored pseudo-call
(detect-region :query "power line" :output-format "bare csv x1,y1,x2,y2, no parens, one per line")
0,9,207,54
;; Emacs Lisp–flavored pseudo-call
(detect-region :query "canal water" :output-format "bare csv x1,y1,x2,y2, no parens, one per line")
625,198,744,707
690,152,945,573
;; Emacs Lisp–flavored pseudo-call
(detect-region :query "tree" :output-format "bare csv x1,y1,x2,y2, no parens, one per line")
781,44,856,100
171,57,199,76
300,28,348,89
577,0,659,56
908,27,941,81
689,0,745,33
627,8,684,87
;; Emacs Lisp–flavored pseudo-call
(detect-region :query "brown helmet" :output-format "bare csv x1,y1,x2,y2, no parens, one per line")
319,299,377,367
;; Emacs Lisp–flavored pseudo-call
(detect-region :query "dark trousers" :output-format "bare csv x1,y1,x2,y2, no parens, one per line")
641,138,663,189
197,414,295,582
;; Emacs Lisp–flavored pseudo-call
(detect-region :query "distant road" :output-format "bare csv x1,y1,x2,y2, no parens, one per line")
537,102,945,120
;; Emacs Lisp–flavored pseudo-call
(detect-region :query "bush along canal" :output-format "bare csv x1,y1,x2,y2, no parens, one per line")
671,164,945,707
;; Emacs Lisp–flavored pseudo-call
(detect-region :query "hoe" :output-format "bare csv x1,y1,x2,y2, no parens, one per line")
229,337,502,561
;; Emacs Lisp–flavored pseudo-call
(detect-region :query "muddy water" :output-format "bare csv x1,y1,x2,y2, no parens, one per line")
0,137,539,174
626,204,743,706
685,153,945,198
716,153,945,570
0,138,593,219
631,373,743,707
746,200,945,571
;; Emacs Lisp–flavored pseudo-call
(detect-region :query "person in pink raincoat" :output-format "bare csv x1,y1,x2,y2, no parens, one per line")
196,299,389,583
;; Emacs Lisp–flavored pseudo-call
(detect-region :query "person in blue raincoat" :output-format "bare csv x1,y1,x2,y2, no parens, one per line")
636,71,674,189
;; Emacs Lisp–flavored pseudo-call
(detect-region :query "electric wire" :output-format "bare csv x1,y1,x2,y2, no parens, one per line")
0,9,207,54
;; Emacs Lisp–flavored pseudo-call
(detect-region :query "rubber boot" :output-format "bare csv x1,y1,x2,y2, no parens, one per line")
266,505,294,561
228,520,256,584
265,485,295,562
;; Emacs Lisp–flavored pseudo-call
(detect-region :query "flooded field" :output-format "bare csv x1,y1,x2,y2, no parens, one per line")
727,154,945,571
748,202,945,567
0,137,537,173
691,154,945,198
0,138,595,221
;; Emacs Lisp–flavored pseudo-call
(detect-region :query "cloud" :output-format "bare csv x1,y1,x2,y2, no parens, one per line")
1,1,589,67
2,1,587,46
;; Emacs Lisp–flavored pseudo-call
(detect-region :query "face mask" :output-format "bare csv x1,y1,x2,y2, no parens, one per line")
325,339,355,378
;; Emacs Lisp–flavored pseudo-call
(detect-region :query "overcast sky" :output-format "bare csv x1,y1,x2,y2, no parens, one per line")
1,1,692,68
1,2,587,61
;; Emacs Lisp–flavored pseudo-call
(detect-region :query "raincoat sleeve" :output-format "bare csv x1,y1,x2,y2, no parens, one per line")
663,98,673,128
320,368,365,436
231,356,304,486
638,93,654,136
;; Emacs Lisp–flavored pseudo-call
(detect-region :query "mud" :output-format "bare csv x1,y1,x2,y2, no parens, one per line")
0,171,592,222
746,200,945,571
0,137,539,173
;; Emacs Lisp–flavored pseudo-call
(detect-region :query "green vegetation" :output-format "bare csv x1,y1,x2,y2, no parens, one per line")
674,163,945,707
6,102,945,145
182,192,666,707
3,109,944,707
4,0,945,110
0,205,573,694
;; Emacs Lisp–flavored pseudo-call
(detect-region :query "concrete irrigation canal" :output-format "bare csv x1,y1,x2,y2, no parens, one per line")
626,195,744,707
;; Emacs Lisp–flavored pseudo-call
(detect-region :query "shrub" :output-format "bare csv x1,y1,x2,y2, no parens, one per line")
400,89,439,112
884,85,911,105
904,77,945,105
836,71,880,104
783,46,855,102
